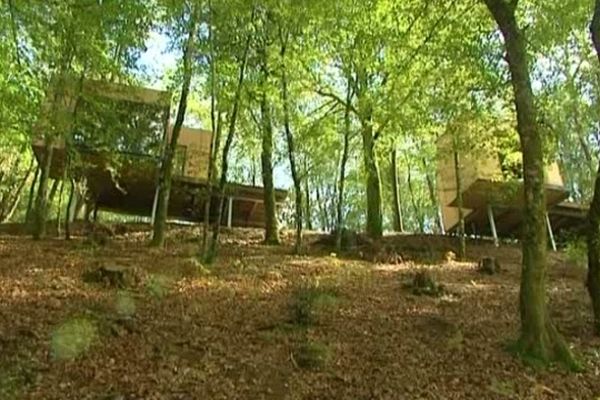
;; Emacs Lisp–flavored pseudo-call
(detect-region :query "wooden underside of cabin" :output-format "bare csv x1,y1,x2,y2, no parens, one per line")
445,179,586,238
32,142,287,229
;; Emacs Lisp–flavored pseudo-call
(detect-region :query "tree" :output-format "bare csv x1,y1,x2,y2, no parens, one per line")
335,76,354,251
2,1,156,238
206,2,254,260
256,7,280,245
482,0,578,368
151,3,200,247
278,23,303,253
587,0,600,335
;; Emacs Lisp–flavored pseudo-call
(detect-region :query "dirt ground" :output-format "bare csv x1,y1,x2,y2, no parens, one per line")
1,225,599,400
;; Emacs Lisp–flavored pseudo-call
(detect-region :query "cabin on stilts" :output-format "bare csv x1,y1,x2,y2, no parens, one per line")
436,124,587,249
32,78,287,228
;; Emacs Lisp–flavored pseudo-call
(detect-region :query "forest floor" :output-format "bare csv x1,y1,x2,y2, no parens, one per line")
1,224,600,400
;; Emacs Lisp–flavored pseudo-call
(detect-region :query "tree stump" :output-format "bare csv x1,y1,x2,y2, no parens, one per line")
83,264,142,288
444,251,457,262
85,223,114,246
373,244,404,265
409,270,445,297
478,257,500,275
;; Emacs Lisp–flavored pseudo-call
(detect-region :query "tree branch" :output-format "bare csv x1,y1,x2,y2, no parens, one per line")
314,88,358,116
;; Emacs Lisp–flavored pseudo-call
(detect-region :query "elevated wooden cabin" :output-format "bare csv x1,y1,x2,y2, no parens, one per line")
436,132,586,246
32,79,286,228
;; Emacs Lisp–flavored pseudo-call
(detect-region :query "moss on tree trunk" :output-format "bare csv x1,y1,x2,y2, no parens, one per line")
391,145,404,233
483,0,578,369
586,0,600,335
32,140,54,240
588,162,600,334
361,122,383,239
258,30,280,245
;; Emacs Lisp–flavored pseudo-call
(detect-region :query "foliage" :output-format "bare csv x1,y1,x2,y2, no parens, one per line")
293,340,332,370
50,317,98,361
565,237,588,269
114,291,137,318
290,282,339,326
145,274,172,299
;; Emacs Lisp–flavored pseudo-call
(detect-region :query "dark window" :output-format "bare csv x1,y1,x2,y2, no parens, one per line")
72,92,166,158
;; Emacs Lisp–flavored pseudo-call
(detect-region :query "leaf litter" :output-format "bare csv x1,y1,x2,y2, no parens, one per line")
0,226,599,399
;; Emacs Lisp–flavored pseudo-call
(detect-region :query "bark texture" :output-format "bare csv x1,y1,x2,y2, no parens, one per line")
586,0,600,335
32,141,54,240
361,120,383,238
151,9,199,247
25,165,40,225
391,146,404,233
483,0,577,368
202,1,222,256
453,148,466,260
258,24,280,245
208,29,251,260
355,67,383,239
279,28,303,253
336,80,353,251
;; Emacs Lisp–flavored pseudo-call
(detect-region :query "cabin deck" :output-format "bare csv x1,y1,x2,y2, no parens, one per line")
32,141,286,228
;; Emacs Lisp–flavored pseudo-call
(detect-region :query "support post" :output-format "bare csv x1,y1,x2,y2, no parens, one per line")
92,202,99,223
545,212,557,252
151,184,160,225
227,197,233,228
68,185,79,224
487,204,499,247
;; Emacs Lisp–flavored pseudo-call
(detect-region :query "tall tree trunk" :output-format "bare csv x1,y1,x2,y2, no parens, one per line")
356,67,383,239
0,158,33,222
56,179,65,236
422,157,443,233
65,179,75,240
586,0,600,336
484,0,577,368
453,147,466,260
202,0,222,256
25,165,40,225
47,179,60,205
391,145,404,233
1,161,34,223
258,30,280,245
315,183,326,231
251,157,258,186
207,28,252,260
406,158,424,233
304,160,313,231
0,157,20,219
151,8,199,247
336,79,353,251
4,191,23,223
74,181,87,222
279,28,303,253
361,119,383,238
0,156,19,200
32,51,74,239
33,141,54,240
